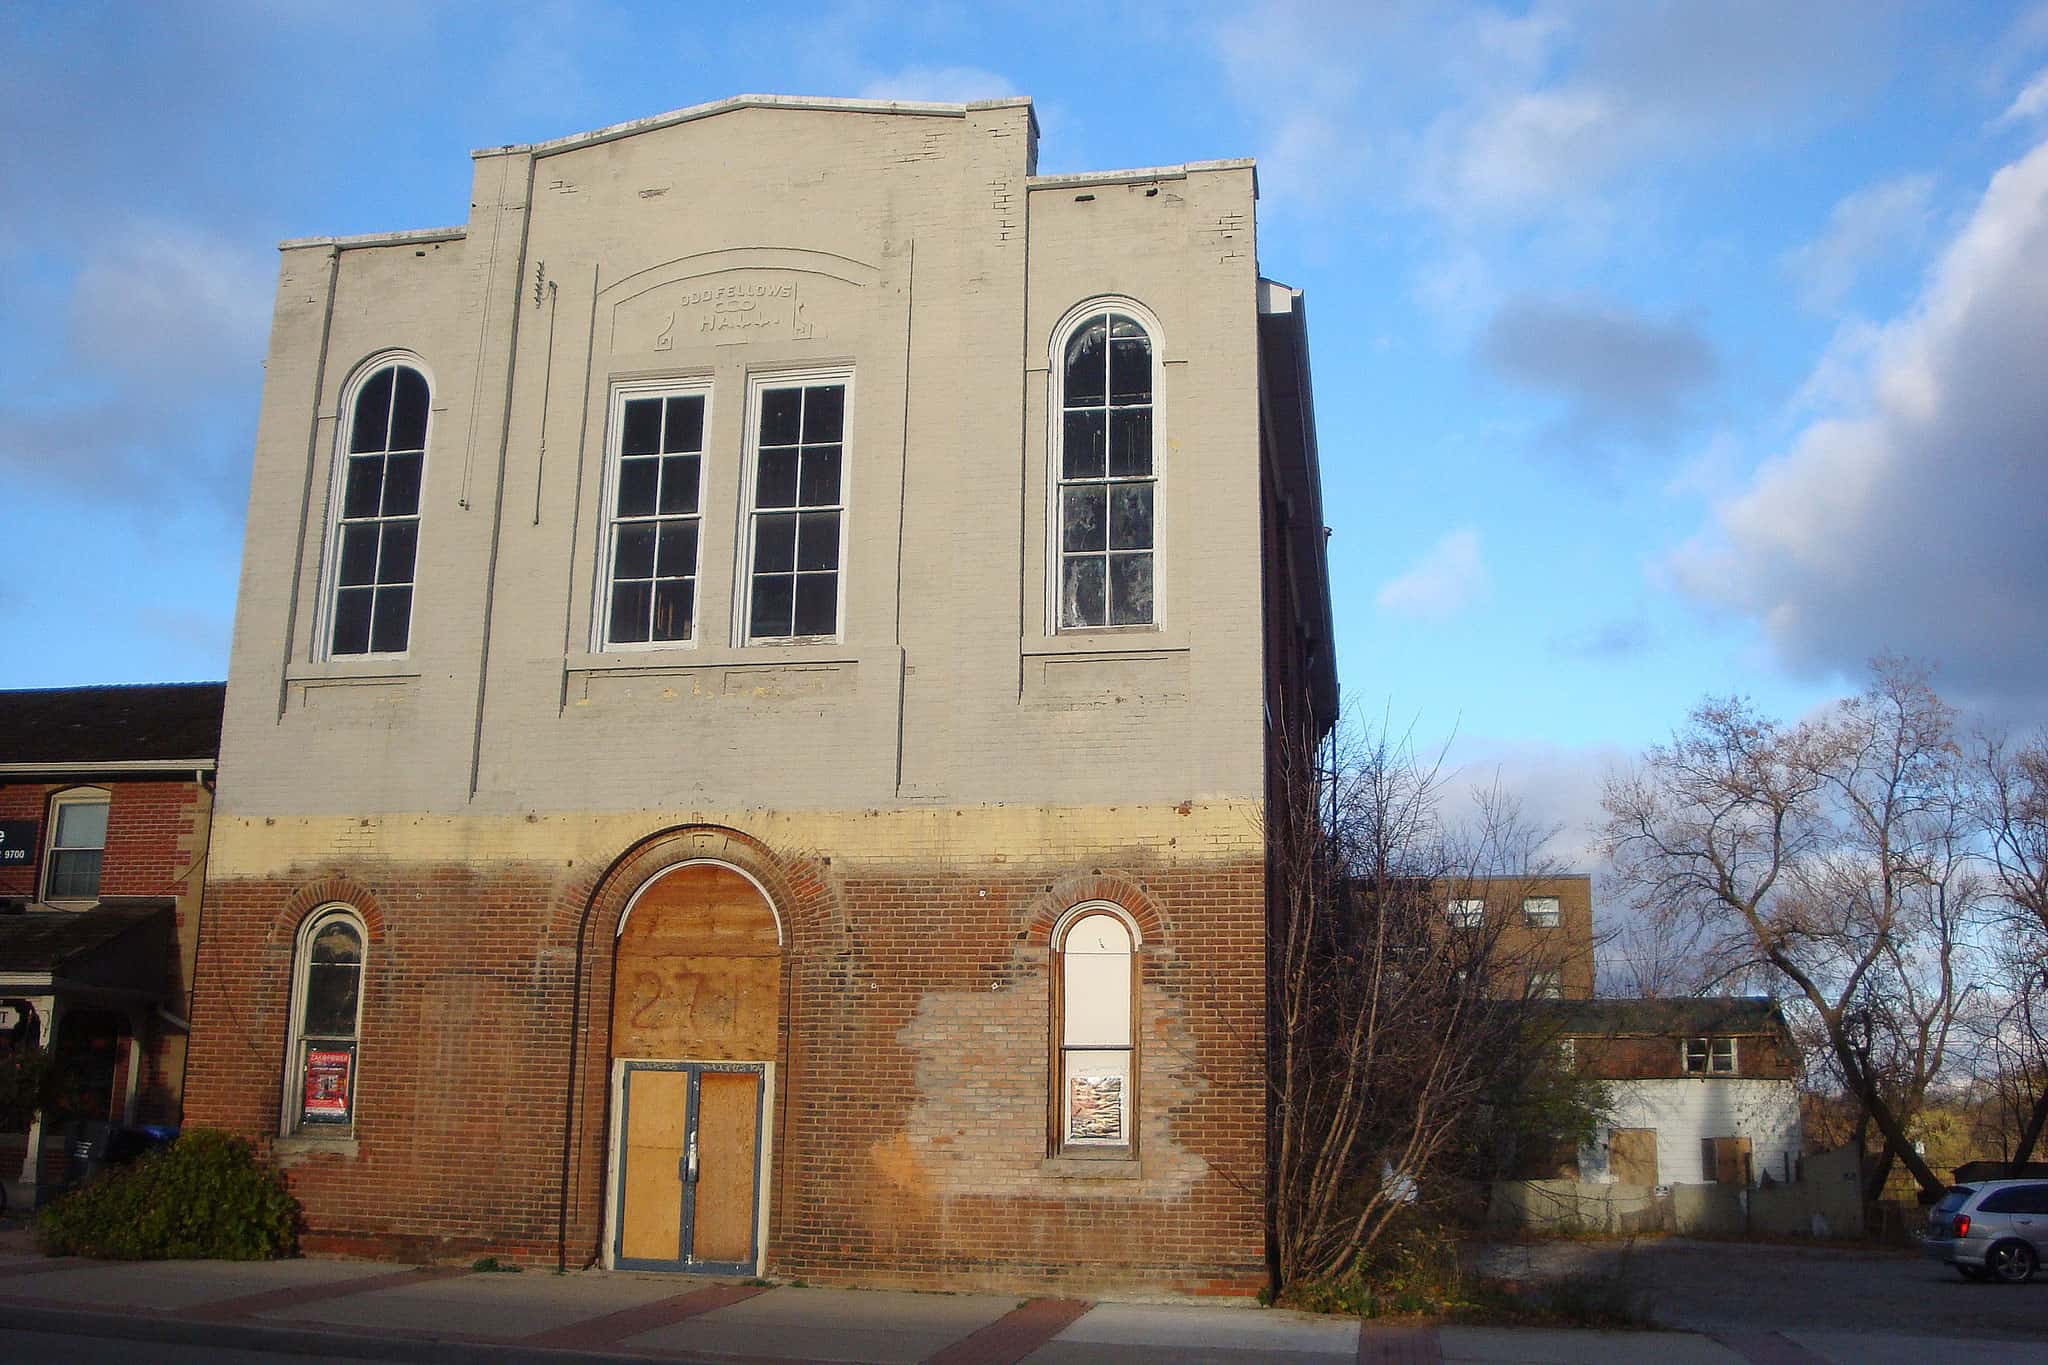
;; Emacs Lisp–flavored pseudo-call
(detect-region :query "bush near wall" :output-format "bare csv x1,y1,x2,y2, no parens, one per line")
38,1130,301,1260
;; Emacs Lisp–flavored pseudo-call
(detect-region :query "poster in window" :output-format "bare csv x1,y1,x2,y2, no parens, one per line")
302,1048,353,1123
1067,1074,1124,1142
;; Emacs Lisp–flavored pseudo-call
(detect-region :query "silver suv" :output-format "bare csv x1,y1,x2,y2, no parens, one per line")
1924,1179,2047,1283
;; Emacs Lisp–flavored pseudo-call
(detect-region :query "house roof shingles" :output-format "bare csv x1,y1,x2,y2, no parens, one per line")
1534,997,1788,1038
0,683,226,767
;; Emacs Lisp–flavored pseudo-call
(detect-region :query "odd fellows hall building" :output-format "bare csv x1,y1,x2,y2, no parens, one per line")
185,95,1335,1293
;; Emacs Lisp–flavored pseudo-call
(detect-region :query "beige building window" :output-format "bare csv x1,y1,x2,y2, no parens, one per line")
1055,305,1156,628
1522,896,1561,927
42,787,110,906
1446,897,1486,929
1527,969,1563,999
286,908,367,1132
327,360,428,657
743,373,848,641
602,384,708,647
1053,907,1137,1151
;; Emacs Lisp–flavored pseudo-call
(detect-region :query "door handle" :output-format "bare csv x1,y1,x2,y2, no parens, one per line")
685,1133,699,1184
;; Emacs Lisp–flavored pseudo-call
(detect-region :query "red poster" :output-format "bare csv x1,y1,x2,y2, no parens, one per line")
302,1048,353,1120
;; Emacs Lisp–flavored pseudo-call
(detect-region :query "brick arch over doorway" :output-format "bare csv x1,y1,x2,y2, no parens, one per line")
550,824,842,1271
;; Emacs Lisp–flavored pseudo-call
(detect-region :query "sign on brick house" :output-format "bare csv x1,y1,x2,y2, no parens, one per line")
0,820,36,866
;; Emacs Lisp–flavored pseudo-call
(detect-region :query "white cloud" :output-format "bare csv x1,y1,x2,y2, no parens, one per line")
1781,173,1936,313
1480,295,1717,444
1999,66,2048,124
1376,528,1490,619
855,64,1016,105
1672,138,2048,715
69,220,272,388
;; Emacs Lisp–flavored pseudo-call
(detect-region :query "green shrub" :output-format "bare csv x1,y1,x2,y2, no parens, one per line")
37,1129,301,1260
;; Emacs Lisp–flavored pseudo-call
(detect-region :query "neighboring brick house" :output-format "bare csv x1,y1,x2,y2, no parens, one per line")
1543,998,1803,1188
183,95,1335,1294
0,682,223,1206
1422,873,1597,999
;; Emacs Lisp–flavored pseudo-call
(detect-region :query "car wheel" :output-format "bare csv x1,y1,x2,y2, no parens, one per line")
1985,1240,2037,1284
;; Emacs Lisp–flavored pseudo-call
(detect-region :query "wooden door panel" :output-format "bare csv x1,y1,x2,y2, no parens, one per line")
1610,1128,1658,1186
691,1070,760,1265
619,1069,688,1262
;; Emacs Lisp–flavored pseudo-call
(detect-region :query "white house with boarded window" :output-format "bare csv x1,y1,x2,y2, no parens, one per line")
186,94,1334,1295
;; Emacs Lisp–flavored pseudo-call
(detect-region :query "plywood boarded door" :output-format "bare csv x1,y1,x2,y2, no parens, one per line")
1704,1136,1753,1186
1610,1128,1659,1186
614,1061,765,1273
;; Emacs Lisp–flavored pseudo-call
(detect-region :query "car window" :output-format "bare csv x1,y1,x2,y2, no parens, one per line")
1977,1187,2025,1213
1934,1187,1974,1214
2017,1183,2048,1215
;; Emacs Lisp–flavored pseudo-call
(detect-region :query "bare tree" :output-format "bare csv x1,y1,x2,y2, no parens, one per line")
1600,660,1974,1200
1976,732,2048,1167
1265,712,1584,1289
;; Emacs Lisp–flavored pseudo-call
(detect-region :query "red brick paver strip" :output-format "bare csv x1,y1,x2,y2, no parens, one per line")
1357,1322,1442,1364
0,1256,83,1278
520,1279,768,1350
1709,1329,1830,1364
171,1265,468,1320
924,1296,1092,1365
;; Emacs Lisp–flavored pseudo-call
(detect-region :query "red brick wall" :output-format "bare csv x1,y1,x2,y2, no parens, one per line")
184,825,1269,1294
1573,1031,1799,1080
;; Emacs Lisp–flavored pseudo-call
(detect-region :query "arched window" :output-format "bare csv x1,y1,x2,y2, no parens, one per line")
1053,906,1137,1151
41,786,110,907
1055,306,1156,628
328,360,428,657
285,908,366,1131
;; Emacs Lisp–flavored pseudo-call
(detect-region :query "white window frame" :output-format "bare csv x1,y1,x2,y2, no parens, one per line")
282,906,368,1135
1048,297,1164,632
1446,898,1486,929
735,366,854,645
1522,896,1561,928
318,352,432,661
595,377,714,652
1684,1037,1739,1075
1050,901,1142,1155
1527,968,1564,999
40,786,110,908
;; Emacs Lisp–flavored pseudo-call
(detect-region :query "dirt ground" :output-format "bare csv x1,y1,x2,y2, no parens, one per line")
1467,1236,2047,1340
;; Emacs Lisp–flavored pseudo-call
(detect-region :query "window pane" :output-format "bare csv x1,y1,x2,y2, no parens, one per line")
338,523,379,586
802,384,845,442
1063,411,1106,479
1061,486,1106,552
652,579,694,641
750,574,794,637
311,921,362,964
1108,409,1151,477
657,454,700,515
1063,1050,1129,1144
759,389,802,446
615,524,657,579
798,446,841,506
609,580,652,643
796,510,839,572
757,449,799,507
793,573,838,636
379,521,418,586
1110,333,1151,404
1061,557,1106,627
654,521,697,578
332,588,373,654
381,453,422,517
753,513,797,572
343,455,384,518
369,586,412,653
350,368,393,452
389,368,429,450
1109,485,1153,549
1064,319,1107,404
48,849,103,900
54,800,109,848
303,960,361,1037
617,457,658,516
1109,552,1154,626
621,398,662,456
663,394,704,452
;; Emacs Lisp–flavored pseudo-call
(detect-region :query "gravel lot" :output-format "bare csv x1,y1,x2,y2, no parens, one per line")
1468,1237,2048,1341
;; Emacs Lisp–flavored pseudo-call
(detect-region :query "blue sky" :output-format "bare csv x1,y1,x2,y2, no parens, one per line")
5,1,2046,857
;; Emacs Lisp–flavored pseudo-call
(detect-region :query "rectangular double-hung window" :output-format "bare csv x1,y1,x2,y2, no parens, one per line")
744,376,848,640
602,386,707,647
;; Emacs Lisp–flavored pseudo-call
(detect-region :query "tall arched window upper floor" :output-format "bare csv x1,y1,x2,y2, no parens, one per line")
322,356,430,659
1051,300,1160,631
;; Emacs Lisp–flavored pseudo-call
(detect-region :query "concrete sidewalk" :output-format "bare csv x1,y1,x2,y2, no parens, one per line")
0,1231,2009,1364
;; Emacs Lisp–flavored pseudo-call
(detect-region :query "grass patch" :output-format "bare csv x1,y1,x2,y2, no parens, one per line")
471,1255,522,1272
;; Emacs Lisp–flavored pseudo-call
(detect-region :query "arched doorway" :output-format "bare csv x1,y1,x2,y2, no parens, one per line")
607,862,780,1273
